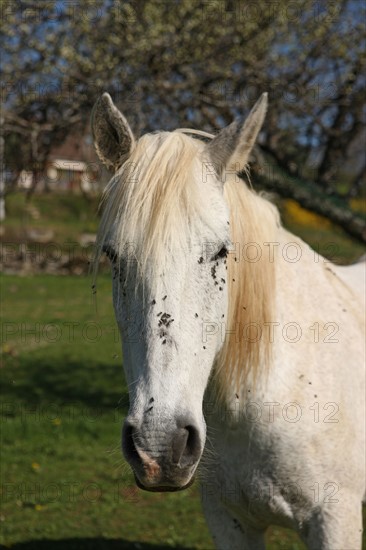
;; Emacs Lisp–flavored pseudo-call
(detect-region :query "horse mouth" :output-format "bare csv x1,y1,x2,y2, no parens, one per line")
134,473,195,492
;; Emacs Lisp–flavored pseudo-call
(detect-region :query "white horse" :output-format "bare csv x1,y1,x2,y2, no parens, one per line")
92,93,365,549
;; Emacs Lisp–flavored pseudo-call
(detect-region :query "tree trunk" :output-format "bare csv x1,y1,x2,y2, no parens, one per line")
0,114,5,221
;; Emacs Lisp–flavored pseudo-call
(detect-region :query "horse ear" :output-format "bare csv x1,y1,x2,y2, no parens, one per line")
206,93,268,179
91,93,135,171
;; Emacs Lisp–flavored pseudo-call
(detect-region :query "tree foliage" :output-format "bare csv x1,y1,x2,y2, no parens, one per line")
1,0,365,239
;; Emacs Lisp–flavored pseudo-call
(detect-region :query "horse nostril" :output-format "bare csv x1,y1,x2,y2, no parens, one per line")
122,421,140,465
172,424,201,467
185,425,201,460
171,428,189,464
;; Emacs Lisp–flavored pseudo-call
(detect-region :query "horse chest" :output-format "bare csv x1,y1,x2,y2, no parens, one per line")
201,424,302,530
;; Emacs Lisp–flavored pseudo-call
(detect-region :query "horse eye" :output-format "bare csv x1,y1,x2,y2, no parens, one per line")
102,244,118,263
211,246,228,262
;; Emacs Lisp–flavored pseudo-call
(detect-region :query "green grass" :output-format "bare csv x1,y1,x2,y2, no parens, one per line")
1,194,365,548
279,201,365,264
2,191,365,263
1,274,212,549
1,274,365,549
2,193,100,237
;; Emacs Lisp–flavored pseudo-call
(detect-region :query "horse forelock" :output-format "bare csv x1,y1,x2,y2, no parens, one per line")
95,131,216,281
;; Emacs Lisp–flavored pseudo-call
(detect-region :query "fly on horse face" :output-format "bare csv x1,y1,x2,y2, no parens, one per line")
92,93,365,549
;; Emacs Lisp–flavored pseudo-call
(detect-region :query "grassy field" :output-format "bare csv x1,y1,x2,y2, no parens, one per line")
2,192,365,264
2,193,100,243
1,193,365,549
0,273,319,549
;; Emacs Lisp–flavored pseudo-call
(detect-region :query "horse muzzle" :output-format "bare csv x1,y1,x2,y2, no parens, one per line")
134,473,196,492
122,415,203,491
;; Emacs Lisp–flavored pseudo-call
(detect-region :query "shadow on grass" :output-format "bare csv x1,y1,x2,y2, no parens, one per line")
0,539,195,550
3,355,130,413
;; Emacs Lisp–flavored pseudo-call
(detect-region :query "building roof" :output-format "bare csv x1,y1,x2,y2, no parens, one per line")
51,159,88,172
48,131,97,163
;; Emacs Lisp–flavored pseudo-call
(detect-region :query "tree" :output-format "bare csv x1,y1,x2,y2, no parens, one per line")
1,0,365,240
